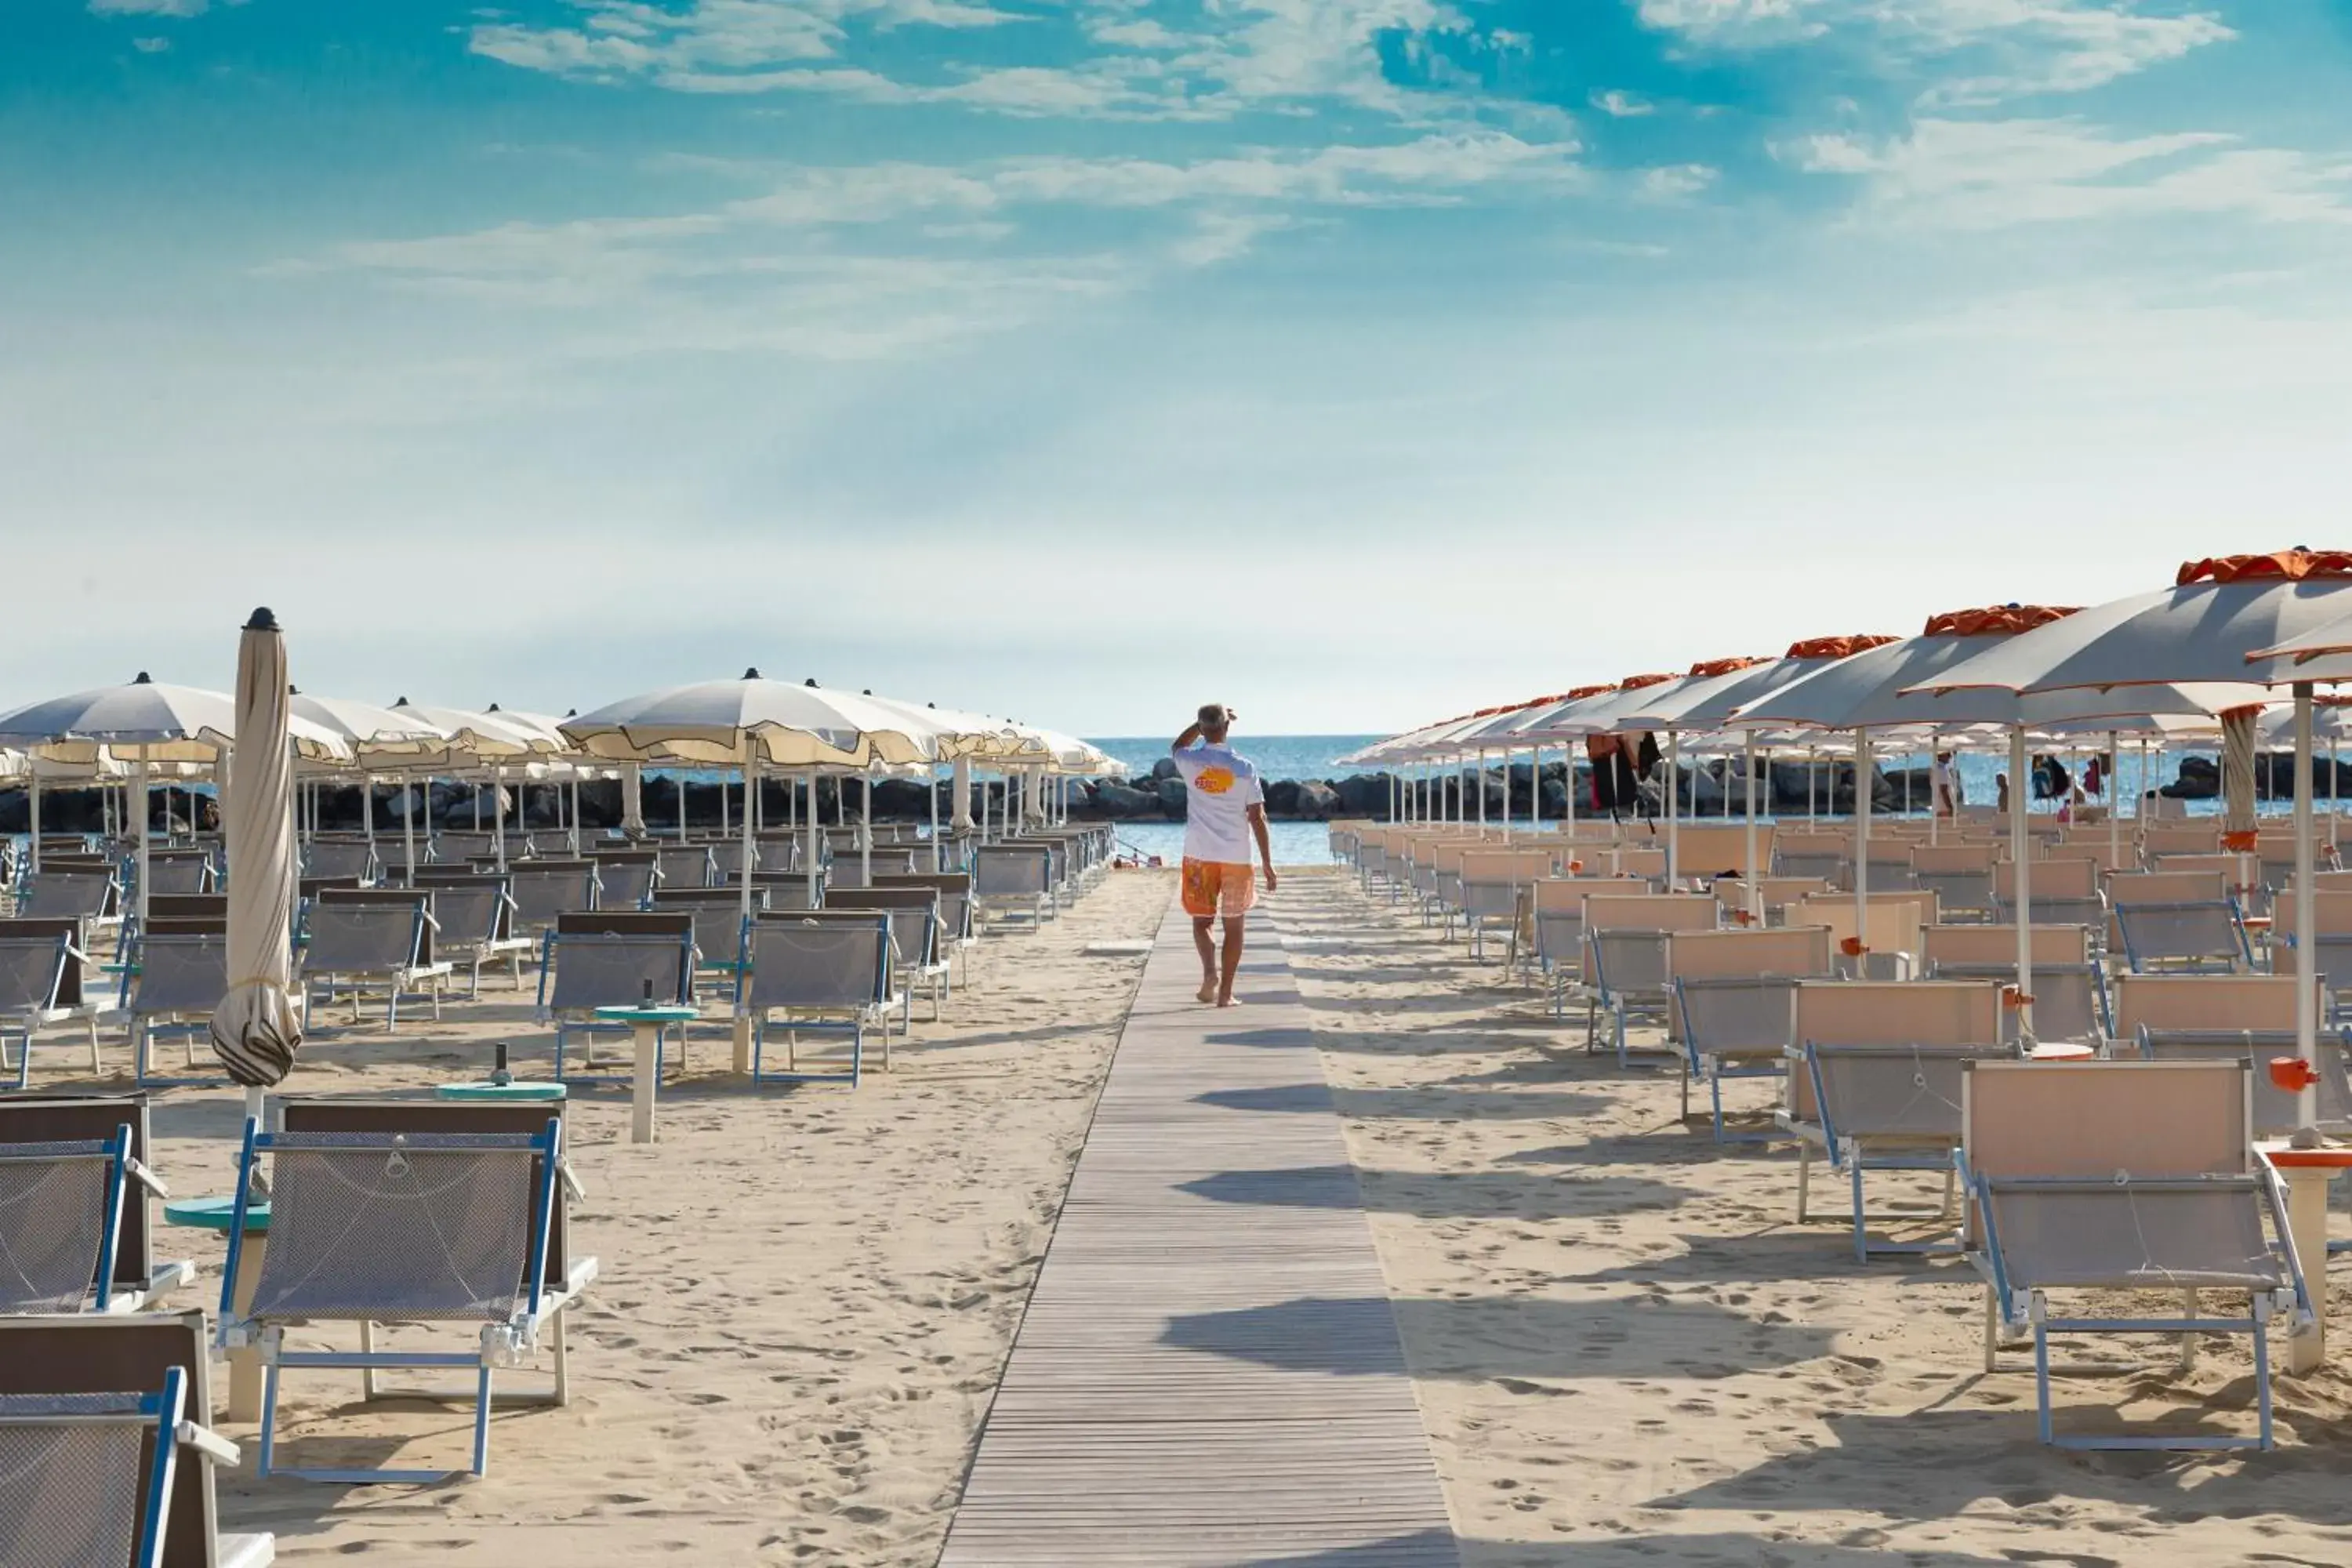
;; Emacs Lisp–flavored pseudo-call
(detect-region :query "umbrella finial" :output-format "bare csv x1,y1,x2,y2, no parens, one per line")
394,695,409,706
805,677,818,688
132,671,152,684
742,667,761,681
244,607,280,632
487,702,503,711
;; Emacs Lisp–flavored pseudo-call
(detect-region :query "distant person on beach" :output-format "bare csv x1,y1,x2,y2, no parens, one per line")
1171,704,1276,1007
1932,750,1961,817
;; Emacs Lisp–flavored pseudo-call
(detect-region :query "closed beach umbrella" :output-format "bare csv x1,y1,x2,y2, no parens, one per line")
211,609,303,1097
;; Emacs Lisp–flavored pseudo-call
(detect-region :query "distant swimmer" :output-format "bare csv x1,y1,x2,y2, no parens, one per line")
1171,703,1277,1006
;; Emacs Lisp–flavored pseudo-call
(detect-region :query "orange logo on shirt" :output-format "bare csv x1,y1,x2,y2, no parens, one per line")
1196,767,1236,795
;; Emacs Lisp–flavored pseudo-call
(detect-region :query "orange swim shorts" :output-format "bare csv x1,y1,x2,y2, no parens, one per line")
1181,858,1258,919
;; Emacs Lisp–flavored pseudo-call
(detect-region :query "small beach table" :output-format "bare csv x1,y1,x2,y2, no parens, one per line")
434,1080,568,1104
2261,1140,2352,1372
165,1195,270,1421
593,1004,697,1144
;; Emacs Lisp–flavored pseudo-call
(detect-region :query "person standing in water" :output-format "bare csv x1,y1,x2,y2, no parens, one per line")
1171,704,1276,1006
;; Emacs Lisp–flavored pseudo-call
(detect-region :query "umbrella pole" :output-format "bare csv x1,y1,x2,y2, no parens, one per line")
862,772,873,884
2295,685,2318,1137
930,761,942,870
493,764,507,873
1665,731,1680,890
1808,749,1817,822
402,771,417,888
720,768,729,839
733,757,757,1073
27,775,38,876
1565,750,1576,839
1500,748,1510,840
135,755,151,937
2107,731,2122,873
1744,731,1760,924
804,769,819,906
1477,749,1488,833
1851,728,1869,960
2009,726,2033,1042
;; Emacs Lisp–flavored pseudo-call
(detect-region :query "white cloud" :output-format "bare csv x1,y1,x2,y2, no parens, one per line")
469,0,1033,85
1795,118,2352,228
1638,0,2232,102
131,35,172,53
88,0,206,15
1639,162,1719,198
1592,89,1655,118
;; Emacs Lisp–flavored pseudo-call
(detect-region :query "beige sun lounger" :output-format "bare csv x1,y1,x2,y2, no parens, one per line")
1668,925,1831,1141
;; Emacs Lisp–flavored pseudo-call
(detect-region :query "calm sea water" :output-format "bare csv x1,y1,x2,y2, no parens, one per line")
1087,735,1388,783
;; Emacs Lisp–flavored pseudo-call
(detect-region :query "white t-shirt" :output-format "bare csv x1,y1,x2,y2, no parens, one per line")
1172,742,1265,865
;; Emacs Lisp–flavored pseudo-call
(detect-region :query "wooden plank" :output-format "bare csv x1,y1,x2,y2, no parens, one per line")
939,898,1460,1567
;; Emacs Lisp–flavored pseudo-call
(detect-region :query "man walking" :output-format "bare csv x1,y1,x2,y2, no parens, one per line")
1171,704,1276,1006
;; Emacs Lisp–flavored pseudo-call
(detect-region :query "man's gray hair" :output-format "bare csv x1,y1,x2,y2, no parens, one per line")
1198,702,1232,728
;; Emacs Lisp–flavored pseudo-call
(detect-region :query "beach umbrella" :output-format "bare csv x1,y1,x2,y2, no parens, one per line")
210,609,303,1104
0,673,346,934
1911,551,2352,1131
290,691,449,857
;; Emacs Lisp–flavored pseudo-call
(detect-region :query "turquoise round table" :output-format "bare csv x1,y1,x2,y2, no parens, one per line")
435,1080,568,1103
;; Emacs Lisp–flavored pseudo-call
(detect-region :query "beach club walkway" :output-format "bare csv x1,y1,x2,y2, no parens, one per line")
940,895,1459,1567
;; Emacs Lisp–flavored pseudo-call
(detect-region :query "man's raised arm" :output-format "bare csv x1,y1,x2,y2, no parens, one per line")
1172,720,1203,754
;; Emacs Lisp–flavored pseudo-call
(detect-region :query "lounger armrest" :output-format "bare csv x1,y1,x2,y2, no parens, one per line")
149,1258,198,1294
125,1153,170,1199
558,1159,588,1203
567,1257,601,1295
176,1418,243,1468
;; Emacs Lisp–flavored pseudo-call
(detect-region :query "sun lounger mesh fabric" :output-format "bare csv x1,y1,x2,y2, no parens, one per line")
20,875,110,923
0,1142,112,1312
301,903,414,973
747,923,886,1010
1814,1044,2002,1139
973,851,1050,897
2137,1029,2352,1133
248,1133,534,1323
431,887,503,950
599,863,654,905
0,938,66,1013
0,1392,151,1567
1591,931,1671,996
511,869,589,927
548,935,687,1010
1985,1178,2284,1290
2117,902,2244,971
306,842,372,880
1677,976,1797,1054
147,860,209,895
132,934,227,1016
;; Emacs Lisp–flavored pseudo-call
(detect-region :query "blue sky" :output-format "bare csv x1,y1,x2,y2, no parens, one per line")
6,1,2351,735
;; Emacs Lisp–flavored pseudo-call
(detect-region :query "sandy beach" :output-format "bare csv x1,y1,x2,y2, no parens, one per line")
1274,866,2352,1566
126,867,1172,1563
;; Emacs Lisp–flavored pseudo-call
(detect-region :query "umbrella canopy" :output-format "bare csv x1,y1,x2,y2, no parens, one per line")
289,692,448,753
482,705,577,754
1613,637,1899,731
386,699,548,760
210,610,303,1089
0,673,349,763
563,670,943,767
1912,553,2352,696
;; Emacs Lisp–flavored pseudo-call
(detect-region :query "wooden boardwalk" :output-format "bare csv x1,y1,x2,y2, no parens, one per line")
939,898,1460,1568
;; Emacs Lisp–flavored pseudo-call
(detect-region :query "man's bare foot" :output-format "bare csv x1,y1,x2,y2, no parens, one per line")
1198,981,1218,1004
1216,994,1243,1007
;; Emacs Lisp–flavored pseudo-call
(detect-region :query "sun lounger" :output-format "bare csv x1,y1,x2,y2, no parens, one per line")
0,927,104,1091
538,913,696,1080
872,873,976,986
299,891,450,1031
0,1312,272,1568
219,1113,592,1482
16,868,121,928
1581,894,1719,1065
1958,1058,2308,1449
973,845,1055,932
655,844,715,891
1781,979,2002,1237
590,850,660,911
278,1098,594,1410
1798,1040,2011,1260
416,877,532,996
303,838,376,884
2109,869,2250,974
1455,849,1553,961
648,887,763,982
142,851,216,898
1788,894,1933,981
506,860,601,933
0,1095,194,1315
2133,1026,2352,1134
1668,924,1831,1142
827,887,949,1021
1911,843,1999,923
1523,878,1644,1005
2110,972,2303,1040
743,912,897,1085
121,931,230,1087
1991,857,2105,937
2265,889,2352,1019
1772,836,1849,889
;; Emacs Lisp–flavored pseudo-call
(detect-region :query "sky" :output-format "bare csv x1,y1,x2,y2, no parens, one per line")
5,1,2352,736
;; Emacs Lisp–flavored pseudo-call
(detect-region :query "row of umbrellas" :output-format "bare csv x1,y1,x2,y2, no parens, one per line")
1353,548,2352,1137
0,635,1125,1098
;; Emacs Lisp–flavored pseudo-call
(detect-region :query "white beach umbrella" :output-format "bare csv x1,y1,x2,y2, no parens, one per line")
1914,550,2352,1138
211,609,303,1098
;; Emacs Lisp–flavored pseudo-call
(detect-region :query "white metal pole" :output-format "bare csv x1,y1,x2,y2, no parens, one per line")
2295,685,2318,1134
134,755,151,936
1851,728,1870,953
2010,725,2034,1041
1744,731,1761,924
1665,731,1681,889
862,772,873,884
733,756,757,1073
27,775,38,875
805,768,820,905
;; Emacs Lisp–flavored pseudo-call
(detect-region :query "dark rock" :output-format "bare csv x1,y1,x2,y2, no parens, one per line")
1334,775,1392,815
1154,777,1189,819
2164,757,2220,800
1264,779,1302,815
1293,781,1341,819
1151,757,1180,782
1094,782,1158,819
1537,779,1569,819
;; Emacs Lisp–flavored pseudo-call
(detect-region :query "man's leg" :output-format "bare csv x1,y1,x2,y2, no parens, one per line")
1217,914,1246,1005
1193,917,1219,1003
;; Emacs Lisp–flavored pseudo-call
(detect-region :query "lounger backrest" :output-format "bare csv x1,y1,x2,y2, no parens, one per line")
1786,980,2002,1122
1610,846,1668,880
0,1097,159,1292
860,850,921,877
19,872,112,922
744,916,892,1011
2268,890,2352,942
1581,895,1718,935
749,869,826,909
1530,876,1644,913
2143,823,2223,858
1674,822,1773,880
301,898,425,973
2110,869,2230,907
0,1312,220,1568
130,932,226,1017
1788,896,1926,964
1911,843,1998,875
144,856,211,895
753,837,802,873
1808,1041,2010,1142
826,889,942,968
424,880,512,949
1666,925,1831,982
280,1099,571,1277
1458,850,1555,886
1993,857,2098,902
2110,974,2299,1039
1931,961,2104,1045
1963,1059,2249,1181
872,874,975,941
655,845,714,889
974,847,1052,897
304,840,376,880
1922,924,2090,970
0,933,68,1014
510,862,598,926
0,919,87,1007
543,930,692,1011
2135,1028,2352,1134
